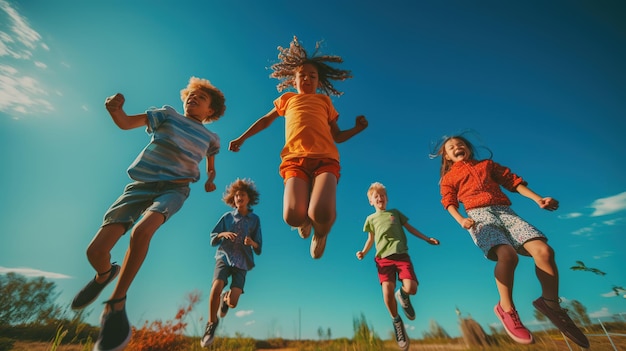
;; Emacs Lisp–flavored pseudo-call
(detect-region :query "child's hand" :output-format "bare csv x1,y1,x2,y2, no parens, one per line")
244,236,257,248
105,93,125,113
538,197,559,211
460,217,475,229
205,180,216,192
355,115,368,131
229,139,243,152
220,232,237,241
356,251,365,260
427,237,440,245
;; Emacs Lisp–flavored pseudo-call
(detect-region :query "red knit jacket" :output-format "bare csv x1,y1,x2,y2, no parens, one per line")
440,159,527,211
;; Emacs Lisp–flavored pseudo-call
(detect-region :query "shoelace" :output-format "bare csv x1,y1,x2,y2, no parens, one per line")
508,309,524,328
393,321,406,342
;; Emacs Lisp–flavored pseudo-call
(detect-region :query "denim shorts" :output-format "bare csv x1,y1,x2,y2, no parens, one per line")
213,259,247,292
467,205,546,261
102,181,190,231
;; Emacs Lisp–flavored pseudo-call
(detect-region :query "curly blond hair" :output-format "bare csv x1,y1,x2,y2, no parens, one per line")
270,36,352,96
222,178,260,209
180,76,226,123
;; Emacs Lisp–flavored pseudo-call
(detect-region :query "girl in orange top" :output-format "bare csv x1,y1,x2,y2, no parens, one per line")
433,134,588,348
229,36,368,259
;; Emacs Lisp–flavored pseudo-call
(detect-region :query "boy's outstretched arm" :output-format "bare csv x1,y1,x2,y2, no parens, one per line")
105,93,147,130
331,115,368,143
356,232,375,260
404,222,440,245
446,205,475,229
229,108,280,152
516,184,559,211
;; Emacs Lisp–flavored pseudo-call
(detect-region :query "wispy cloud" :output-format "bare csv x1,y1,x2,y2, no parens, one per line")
0,266,72,279
592,251,614,260
588,307,612,318
559,212,583,219
244,320,256,326
0,0,54,118
235,310,254,317
590,191,626,217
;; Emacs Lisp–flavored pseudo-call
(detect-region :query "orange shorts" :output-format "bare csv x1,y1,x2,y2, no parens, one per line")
279,157,341,183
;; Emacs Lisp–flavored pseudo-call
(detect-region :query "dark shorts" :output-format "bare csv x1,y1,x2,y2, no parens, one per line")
374,253,418,284
213,259,247,292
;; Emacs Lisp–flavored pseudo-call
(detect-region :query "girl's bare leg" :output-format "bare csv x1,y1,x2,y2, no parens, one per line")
307,173,337,258
308,172,337,237
283,177,310,228
493,244,519,311
106,211,165,311
524,239,559,308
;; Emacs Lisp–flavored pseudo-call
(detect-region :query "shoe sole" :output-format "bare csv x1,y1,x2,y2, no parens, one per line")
310,234,327,259
71,264,120,310
494,305,534,344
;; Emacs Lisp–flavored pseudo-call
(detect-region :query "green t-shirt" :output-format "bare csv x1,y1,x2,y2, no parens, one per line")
363,209,409,258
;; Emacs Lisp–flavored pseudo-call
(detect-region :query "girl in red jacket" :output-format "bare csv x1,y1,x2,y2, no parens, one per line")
434,134,588,348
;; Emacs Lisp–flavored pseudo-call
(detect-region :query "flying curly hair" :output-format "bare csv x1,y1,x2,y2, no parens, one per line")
270,36,352,96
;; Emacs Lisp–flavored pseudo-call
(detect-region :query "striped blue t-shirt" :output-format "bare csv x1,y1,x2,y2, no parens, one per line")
127,105,220,183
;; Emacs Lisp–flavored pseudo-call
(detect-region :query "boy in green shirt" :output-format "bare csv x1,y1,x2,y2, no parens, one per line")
357,182,440,351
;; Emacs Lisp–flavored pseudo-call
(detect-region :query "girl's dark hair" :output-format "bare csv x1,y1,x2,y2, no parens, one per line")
270,36,351,96
223,178,259,208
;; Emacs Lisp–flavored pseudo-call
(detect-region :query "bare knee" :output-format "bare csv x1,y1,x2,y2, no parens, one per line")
494,245,519,266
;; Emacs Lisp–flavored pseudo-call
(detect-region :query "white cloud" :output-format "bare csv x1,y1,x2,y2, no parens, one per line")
590,191,626,217
592,251,614,260
559,212,583,219
0,1,54,117
571,227,593,236
0,266,72,279
588,307,612,318
244,320,256,326
235,310,254,317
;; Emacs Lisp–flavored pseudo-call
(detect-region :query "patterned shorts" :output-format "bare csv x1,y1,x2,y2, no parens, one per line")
466,205,546,261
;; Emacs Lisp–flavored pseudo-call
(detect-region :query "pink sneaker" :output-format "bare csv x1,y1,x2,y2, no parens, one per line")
494,303,534,344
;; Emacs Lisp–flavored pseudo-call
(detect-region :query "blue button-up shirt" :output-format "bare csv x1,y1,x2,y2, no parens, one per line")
210,209,262,270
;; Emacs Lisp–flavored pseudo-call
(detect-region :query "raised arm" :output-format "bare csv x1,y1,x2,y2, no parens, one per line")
229,108,280,152
331,115,368,143
105,93,147,130
516,184,559,211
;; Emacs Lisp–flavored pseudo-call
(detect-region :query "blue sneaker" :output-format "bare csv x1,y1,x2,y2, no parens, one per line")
392,316,409,351
94,296,131,351
71,263,120,310
200,320,219,347
395,289,415,320
219,291,229,318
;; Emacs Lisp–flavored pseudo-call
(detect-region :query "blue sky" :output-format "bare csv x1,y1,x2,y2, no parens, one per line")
1,0,625,342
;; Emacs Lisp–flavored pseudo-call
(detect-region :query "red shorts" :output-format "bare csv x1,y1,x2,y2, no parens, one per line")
279,157,341,183
375,253,418,284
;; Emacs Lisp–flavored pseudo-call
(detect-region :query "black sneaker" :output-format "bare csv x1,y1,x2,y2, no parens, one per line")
392,316,409,351
71,263,120,310
395,289,415,320
200,320,219,347
219,291,229,318
94,297,131,351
